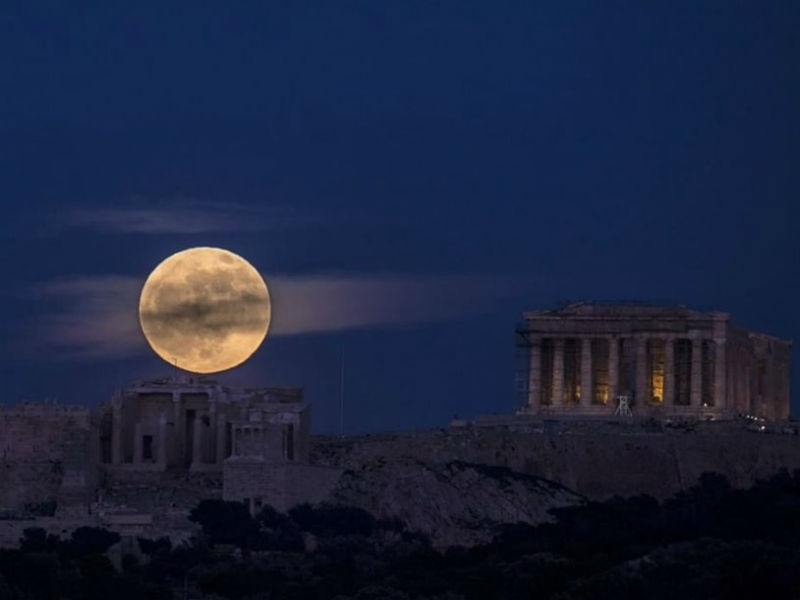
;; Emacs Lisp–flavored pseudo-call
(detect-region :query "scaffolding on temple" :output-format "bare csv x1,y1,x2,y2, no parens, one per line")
514,324,535,411
614,395,633,416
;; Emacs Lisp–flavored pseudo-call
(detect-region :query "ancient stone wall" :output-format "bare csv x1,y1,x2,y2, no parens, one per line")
0,460,62,514
223,460,341,512
0,403,90,461
0,403,94,515
99,469,223,512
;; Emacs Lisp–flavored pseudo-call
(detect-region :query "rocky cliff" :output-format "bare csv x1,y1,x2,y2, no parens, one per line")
326,458,583,548
312,419,800,502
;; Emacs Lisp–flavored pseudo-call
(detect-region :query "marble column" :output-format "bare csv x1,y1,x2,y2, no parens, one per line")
580,338,593,407
216,414,227,464
690,336,703,408
527,337,541,411
111,395,123,465
714,337,727,410
208,399,217,463
552,339,565,407
157,412,168,468
133,421,143,465
191,414,204,467
635,337,648,407
172,392,183,465
663,337,676,407
607,337,619,405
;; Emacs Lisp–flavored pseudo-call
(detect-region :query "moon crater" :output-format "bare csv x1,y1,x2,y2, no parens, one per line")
138,247,271,373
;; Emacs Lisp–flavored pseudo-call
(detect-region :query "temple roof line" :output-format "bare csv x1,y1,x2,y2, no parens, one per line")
523,301,729,320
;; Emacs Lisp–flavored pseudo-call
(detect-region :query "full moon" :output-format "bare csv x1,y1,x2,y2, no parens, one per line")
138,247,271,374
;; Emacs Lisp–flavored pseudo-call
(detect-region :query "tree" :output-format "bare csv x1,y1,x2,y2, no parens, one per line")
189,500,261,547
289,503,376,537
19,527,60,553
67,527,121,556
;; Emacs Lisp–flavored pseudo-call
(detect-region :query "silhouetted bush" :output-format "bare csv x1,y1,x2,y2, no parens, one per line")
66,526,121,557
255,504,304,551
189,499,261,547
289,503,376,537
138,535,172,556
4,470,800,599
353,584,410,599
199,563,273,600
16,552,60,598
19,527,60,552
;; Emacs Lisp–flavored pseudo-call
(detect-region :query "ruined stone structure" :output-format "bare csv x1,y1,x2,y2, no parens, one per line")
0,378,322,544
98,377,310,471
516,303,792,420
0,403,96,520
94,377,324,516
0,402,91,462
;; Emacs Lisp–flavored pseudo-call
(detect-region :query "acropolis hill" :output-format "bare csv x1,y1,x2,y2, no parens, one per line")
0,303,796,549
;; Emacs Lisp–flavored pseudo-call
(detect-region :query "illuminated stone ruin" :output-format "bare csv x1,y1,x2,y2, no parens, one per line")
516,303,791,420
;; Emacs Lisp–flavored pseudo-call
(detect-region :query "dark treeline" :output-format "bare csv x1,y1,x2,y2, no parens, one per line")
3,470,800,599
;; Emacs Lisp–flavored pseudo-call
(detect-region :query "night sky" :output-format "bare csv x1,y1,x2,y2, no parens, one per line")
1,3,798,433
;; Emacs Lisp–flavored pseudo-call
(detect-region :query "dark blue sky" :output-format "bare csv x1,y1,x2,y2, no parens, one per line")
1,2,798,433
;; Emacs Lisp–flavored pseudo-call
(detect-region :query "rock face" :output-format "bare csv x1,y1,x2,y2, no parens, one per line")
313,419,800,502
326,458,583,548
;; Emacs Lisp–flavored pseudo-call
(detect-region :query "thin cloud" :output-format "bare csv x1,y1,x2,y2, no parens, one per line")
32,276,144,359
267,275,513,335
28,273,522,360
63,202,325,235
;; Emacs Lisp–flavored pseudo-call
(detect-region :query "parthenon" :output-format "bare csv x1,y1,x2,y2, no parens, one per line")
516,303,791,420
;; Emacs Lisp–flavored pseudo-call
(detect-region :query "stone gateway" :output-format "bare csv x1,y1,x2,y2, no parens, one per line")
98,378,310,471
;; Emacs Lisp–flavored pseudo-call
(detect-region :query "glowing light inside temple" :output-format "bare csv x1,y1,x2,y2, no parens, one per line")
652,368,664,402
598,386,609,404
650,340,665,402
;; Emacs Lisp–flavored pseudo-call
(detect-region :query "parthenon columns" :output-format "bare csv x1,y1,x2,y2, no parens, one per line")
514,305,793,419
635,337,648,405
607,337,619,403
714,337,726,409
663,337,675,407
552,339,565,406
580,338,592,406
691,335,703,407
527,337,541,411
525,333,722,414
